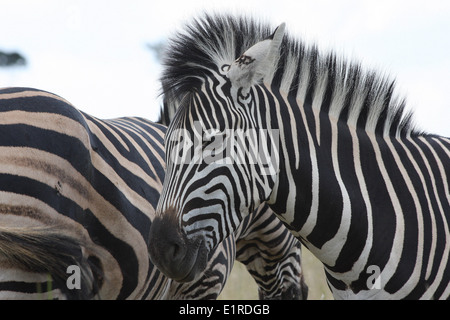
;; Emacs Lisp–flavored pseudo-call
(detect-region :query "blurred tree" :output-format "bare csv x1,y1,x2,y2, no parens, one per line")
147,41,165,63
0,51,26,67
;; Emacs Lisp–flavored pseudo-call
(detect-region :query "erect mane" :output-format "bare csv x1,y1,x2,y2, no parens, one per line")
161,13,420,137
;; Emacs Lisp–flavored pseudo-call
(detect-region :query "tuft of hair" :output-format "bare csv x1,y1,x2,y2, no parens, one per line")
161,13,421,137
0,226,103,299
161,14,273,102
157,100,178,126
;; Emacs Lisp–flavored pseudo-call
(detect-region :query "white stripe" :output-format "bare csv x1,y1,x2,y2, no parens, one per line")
327,128,373,284
368,134,405,299
418,137,450,299
407,137,438,280
267,89,298,226
311,70,328,145
385,137,424,296
0,110,90,151
0,90,73,105
275,84,300,170
319,120,352,267
295,103,320,239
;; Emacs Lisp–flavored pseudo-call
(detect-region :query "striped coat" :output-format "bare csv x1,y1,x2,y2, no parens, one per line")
0,87,307,299
0,87,233,299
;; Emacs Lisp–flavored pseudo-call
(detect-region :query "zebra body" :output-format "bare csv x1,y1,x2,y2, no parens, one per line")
149,14,450,299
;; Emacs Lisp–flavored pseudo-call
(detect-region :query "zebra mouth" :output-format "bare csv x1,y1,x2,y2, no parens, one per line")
148,214,209,283
176,237,209,282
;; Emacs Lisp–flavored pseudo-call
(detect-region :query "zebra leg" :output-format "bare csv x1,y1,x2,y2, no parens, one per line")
235,203,308,300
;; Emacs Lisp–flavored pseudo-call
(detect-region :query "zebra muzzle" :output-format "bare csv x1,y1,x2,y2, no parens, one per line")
148,211,209,283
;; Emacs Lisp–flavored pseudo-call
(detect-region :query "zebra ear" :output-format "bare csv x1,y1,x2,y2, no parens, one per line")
227,23,285,95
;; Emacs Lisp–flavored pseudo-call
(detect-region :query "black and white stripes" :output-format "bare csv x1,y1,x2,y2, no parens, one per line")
0,87,231,299
0,86,307,300
158,95,308,299
151,14,450,299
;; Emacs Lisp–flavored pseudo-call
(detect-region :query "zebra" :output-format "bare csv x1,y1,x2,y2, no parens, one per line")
0,87,306,299
158,101,308,299
148,14,450,300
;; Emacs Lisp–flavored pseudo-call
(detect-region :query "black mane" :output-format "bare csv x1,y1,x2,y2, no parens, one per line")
160,13,420,137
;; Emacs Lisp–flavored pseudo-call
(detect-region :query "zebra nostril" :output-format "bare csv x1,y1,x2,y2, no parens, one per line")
165,240,185,262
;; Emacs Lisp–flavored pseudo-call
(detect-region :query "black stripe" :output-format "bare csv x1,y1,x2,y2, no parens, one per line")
333,124,368,274
359,132,396,273
380,138,418,294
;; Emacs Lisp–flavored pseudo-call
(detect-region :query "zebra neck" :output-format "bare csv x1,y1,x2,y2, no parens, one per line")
267,88,442,271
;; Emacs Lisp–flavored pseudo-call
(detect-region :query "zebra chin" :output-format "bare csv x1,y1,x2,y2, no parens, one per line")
148,209,209,283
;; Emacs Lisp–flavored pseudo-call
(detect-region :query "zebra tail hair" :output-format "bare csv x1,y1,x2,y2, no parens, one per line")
0,226,103,299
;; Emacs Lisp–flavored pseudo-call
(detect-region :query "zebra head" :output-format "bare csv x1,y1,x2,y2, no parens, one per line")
148,16,286,282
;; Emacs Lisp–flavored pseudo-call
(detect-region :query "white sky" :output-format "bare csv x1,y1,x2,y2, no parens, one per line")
0,0,449,136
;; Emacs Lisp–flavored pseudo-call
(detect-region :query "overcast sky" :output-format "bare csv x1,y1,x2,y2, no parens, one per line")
1,0,449,136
